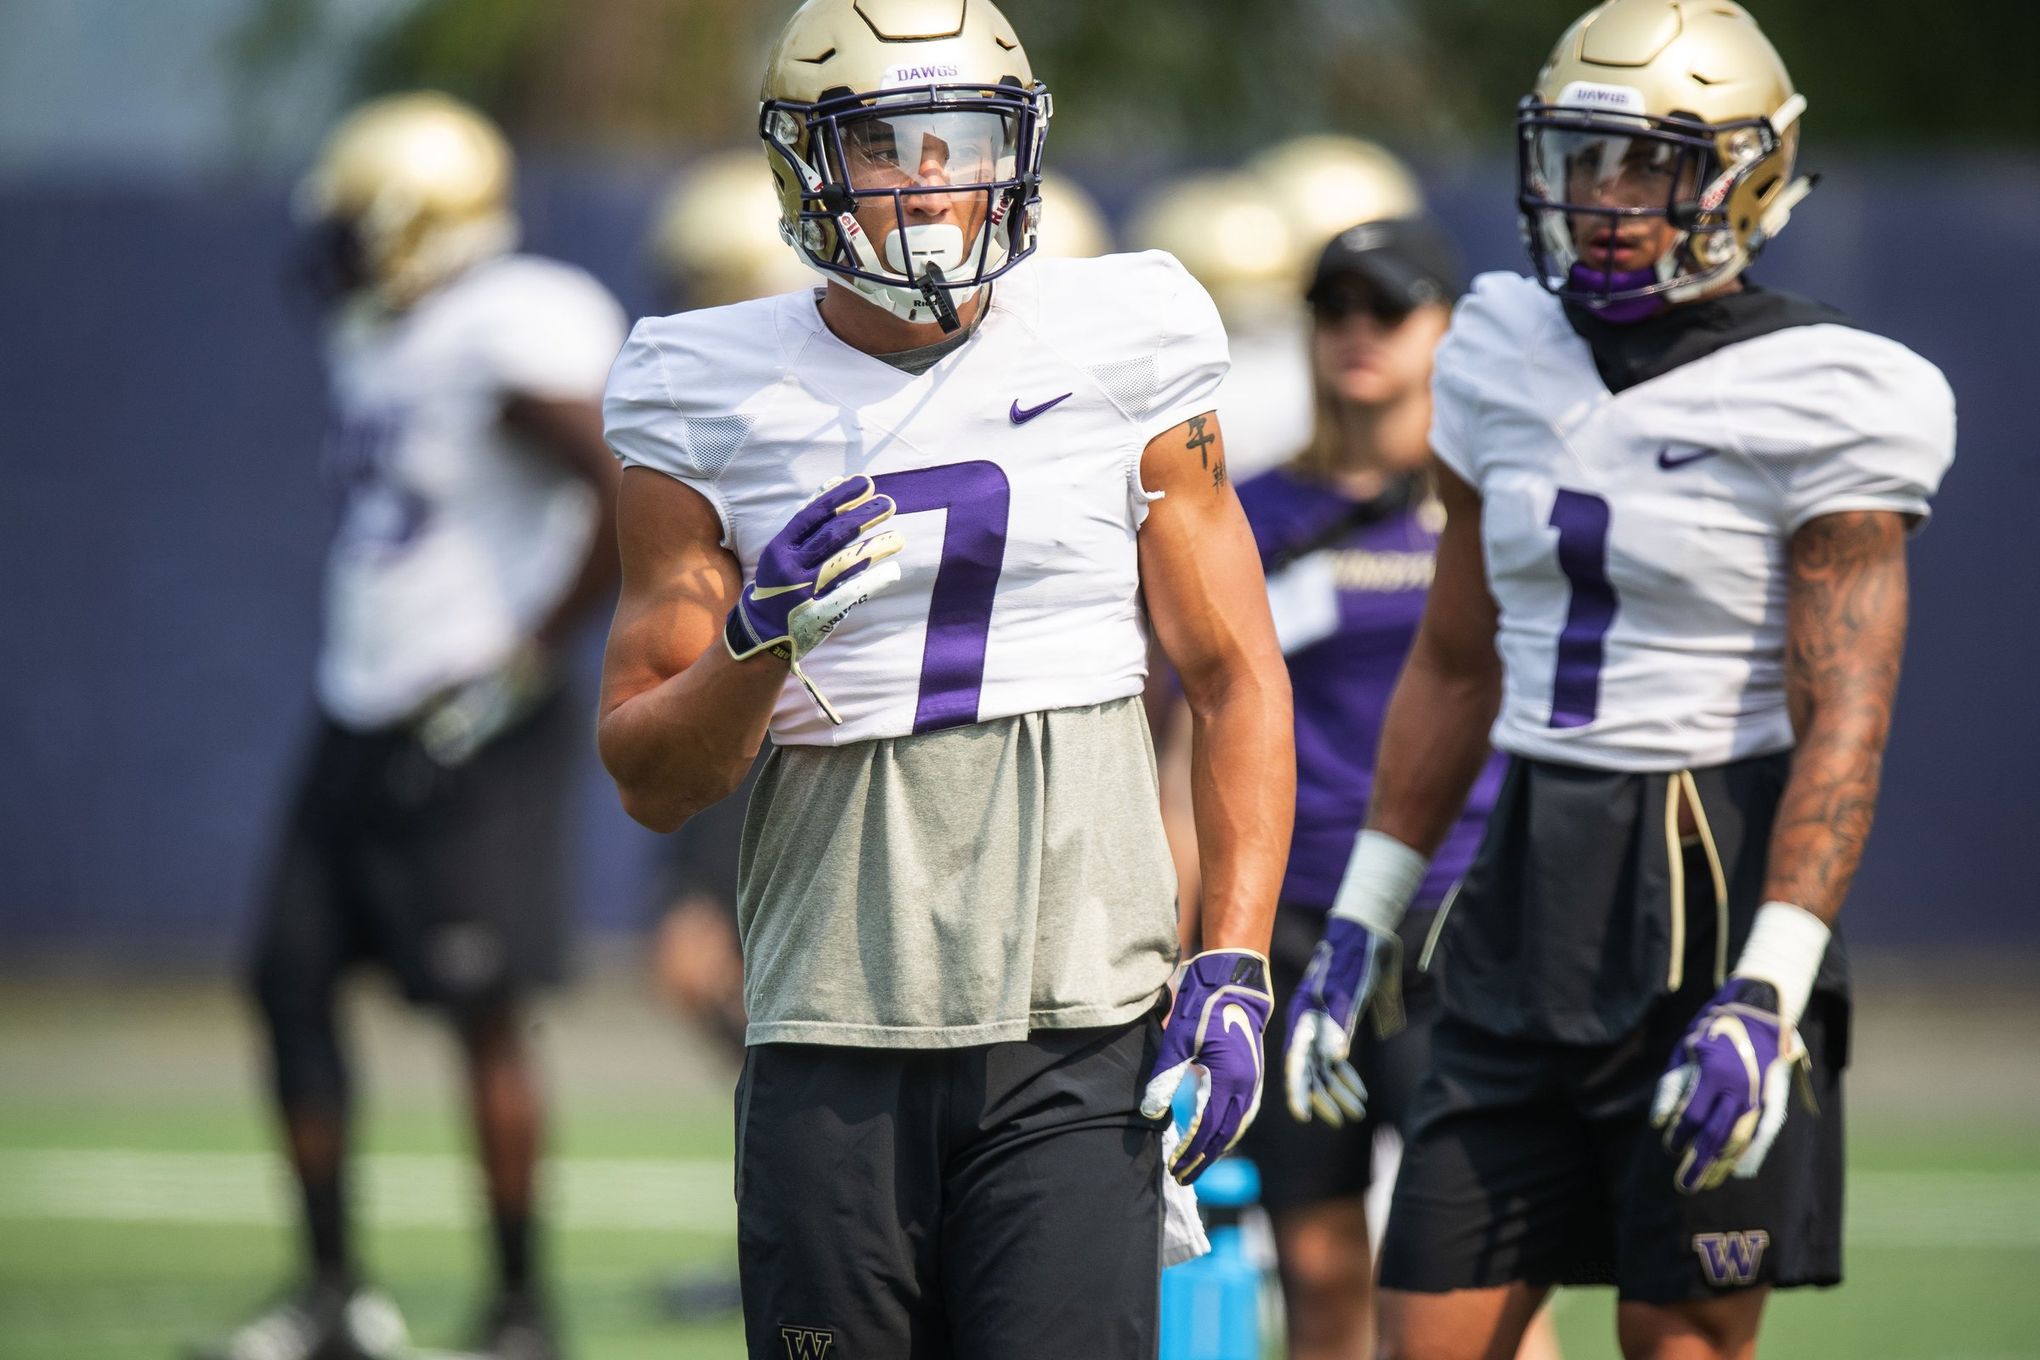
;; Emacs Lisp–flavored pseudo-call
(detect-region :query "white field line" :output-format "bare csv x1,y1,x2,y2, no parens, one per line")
1,1152,2038,1249
0,1148,734,1233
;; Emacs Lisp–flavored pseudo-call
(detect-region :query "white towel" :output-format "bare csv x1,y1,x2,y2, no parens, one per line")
1160,1123,1211,1268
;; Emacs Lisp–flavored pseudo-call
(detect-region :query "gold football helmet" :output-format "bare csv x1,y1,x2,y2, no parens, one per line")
651,149,817,309
1517,0,1814,312
758,0,1049,330
1128,171,1300,328
1245,135,1424,257
297,92,517,309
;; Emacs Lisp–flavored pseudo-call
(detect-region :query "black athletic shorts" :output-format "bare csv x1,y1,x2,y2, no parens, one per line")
249,693,578,1012
1382,753,1848,1301
734,1016,1165,1360
1235,905,1439,1213
1378,981,1846,1302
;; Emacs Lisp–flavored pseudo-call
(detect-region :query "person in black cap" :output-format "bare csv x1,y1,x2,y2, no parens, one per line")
1164,217,1563,1360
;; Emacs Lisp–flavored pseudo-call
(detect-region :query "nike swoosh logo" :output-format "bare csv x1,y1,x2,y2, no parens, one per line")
1221,1002,1252,1043
1658,446,1720,470
1009,392,1072,425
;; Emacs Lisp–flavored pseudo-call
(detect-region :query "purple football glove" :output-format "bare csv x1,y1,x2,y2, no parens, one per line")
1651,978,1810,1194
1282,917,1403,1126
725,474,903,725
1139,950,1275,1185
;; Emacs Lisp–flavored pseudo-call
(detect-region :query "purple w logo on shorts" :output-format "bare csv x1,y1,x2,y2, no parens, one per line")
1692,1230,1769,1286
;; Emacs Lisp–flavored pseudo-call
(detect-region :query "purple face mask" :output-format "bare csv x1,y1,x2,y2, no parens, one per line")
1566,263,1669,324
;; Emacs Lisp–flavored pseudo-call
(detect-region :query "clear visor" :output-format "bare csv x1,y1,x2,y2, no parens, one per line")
825,108,1020,194
1526,123,1701,215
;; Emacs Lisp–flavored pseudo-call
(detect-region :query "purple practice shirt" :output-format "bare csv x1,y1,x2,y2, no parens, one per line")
1238,466,1504,912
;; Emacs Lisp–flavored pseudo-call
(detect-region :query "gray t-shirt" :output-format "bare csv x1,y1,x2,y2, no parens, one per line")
736,696,1179,1048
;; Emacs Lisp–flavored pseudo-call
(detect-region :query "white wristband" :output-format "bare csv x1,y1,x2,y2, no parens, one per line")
1732,900,1832,1028
1329,830,1429,937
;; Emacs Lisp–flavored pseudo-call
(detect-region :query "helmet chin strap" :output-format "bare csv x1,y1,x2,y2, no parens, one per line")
915,262,964,333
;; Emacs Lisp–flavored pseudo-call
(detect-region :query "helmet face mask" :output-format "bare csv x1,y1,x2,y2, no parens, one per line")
758,0,1048,331
292,214,373,309
1518,97,1785,309
1514,0,1813,317
762,76,1047,328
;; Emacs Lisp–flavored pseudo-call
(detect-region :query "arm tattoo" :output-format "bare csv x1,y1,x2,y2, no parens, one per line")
1764,511,1910,922
1184,415,1226,491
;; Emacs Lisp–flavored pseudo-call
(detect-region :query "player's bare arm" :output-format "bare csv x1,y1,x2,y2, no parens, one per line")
1764,509,1910,922
597,468,783,832
1136,408,1290,1183
502,393,622,652
1138,410,1293,956
1654,512,1915,1193
1285,461,1499,1125
1366,462,1501,855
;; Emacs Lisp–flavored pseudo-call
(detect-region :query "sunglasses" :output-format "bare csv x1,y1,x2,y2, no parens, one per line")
1310,282,1416,328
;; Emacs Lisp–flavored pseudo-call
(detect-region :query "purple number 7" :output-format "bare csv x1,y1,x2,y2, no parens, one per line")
874,461,1012,734
1547,488,1617,728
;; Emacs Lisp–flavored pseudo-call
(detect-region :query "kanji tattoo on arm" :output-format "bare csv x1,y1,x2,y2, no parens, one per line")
1184,414,1225,492
1764,510,1910,922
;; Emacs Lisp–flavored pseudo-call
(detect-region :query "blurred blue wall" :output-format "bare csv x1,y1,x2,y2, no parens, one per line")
1,156,2033,957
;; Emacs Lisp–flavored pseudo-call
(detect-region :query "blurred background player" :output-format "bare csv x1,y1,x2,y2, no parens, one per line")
1161,215,1563,1360
1286,3,1956,1358
213,93,627,1360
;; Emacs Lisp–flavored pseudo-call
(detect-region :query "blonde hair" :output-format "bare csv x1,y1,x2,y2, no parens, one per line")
1288,347,1347,485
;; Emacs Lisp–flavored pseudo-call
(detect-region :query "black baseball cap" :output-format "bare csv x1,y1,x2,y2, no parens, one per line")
1305,216,1465,314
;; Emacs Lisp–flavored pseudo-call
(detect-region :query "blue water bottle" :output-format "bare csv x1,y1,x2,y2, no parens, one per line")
1159,1156,1263,1360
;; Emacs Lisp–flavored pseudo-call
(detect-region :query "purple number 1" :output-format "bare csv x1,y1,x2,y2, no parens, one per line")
874,461,1011,734
1547,489,1617,729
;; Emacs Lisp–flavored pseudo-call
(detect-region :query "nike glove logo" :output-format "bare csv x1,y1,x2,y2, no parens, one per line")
1009,392,1072,425
1658,446,1720,470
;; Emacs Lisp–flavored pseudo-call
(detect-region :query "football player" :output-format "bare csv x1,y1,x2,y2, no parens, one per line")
1284,3,1955,1358
1164,218,1564,1360
215,94,626,1360
597,2,1293,1356
639,154,1118,1073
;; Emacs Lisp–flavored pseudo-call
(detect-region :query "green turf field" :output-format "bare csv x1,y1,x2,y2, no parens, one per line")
1,962,2035,1359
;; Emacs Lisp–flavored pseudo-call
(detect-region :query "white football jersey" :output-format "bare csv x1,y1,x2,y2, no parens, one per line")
1433,272,1955,772
604,251,1230,745
317,254,627,729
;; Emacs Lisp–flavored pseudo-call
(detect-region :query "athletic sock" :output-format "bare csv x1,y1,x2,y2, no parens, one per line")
303,1171,352,1288
491,1208,535,1296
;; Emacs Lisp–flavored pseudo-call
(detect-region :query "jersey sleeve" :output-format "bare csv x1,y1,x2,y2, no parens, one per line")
1427,322,1483,486
1767,334,1956,534
1426,273,1527,486
1140,253,1232,443
479,264,628,400
602,318,735,544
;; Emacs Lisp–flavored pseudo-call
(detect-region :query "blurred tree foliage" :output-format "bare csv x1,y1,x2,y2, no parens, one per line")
238,0,2034,159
